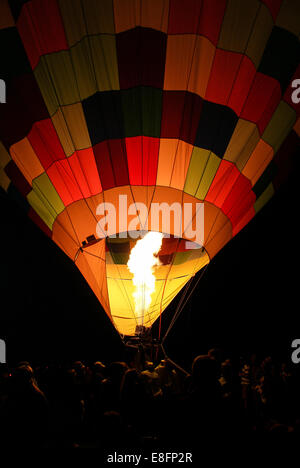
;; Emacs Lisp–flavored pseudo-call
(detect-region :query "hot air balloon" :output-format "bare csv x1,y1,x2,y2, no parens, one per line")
0,0,299,342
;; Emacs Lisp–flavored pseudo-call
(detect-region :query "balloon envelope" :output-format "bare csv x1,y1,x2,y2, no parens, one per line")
0,0,299,336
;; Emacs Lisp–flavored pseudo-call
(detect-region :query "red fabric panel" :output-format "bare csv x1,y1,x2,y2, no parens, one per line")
168,0,227,44
17,0,68,69
260,0,283,21
205,50,243,107
222,174,255,220
93,141,115,191
75,148,102,195
168,0,203,34
47,159,84,206
4,160,32,196
283,64,300,116
240,72,281,134
198,0,227,45
141,136,159,185
28,119,66,170
206,160,256,231
205,160,240,207
126,137,142,185
161,92,203,142
126,136,159,185
232,207,255,237
28,207,52,237
107,139,130,187
161,92,186,138
228,56,256,116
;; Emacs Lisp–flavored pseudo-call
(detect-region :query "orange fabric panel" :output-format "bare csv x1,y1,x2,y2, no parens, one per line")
164,35,196,91
0,0,14,28
10,137,44,184
52,209,81,259
294,118,300,137
156,139,178,187
170,140,194,190
164,35,215,96
202,201,232,259
242,139,274,186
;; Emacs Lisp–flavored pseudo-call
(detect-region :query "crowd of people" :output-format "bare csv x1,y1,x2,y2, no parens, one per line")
0,347,299,447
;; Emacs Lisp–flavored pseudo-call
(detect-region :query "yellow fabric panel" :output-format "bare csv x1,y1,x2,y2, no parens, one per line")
60,103,92,151
34,53,80,116
218,0,260,53
113,0,169,33
294,118,300,136
242,139,274,186
0,142,11,169
184,147,220,199
10,138,44,184
276,0,300,36
164,35,197,91
58,0,115,46
262,101,296,153
0,168,10,191
224,119,260,172
195,153,220,200
31,173,65,217
89,35,120,91
0,0,14,28
70,35,119,99
170,140,193,191
27,190,56,230
156,139,178,187
51,108,75,157
254,182,275,213
245,3,274,68
187,36,215,98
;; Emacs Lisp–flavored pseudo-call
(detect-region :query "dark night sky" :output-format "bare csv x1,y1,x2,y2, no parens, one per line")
0,160,299,367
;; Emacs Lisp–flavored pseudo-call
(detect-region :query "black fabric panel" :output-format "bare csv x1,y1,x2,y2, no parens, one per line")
5,160,31,196
0,27,31,81
258,26,300,92
273,130,300,190
8,0,29,21
0,73,49,148
252,160,277,199
194,101,238,158
82,91,124,146
116,27,167,89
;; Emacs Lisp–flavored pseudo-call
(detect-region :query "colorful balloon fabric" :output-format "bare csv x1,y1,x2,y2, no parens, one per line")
0,0,299,336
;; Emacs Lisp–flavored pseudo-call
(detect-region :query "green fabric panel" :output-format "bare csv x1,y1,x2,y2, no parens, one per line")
218,0,260,53
254,182,275,213
262,101,297,153
110,252,130,265
90,35,120,91
28,173,65,230
245,4,274,69
184,147,210,196
252,161,277,199
121,87,162,137
58,0,115,46
34,53,80,116
195,153,221,200
70,35,120,100
173,251,191,265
